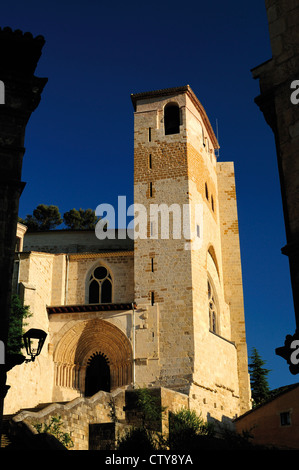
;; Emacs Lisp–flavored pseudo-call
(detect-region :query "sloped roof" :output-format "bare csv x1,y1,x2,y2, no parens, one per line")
234,382,299,422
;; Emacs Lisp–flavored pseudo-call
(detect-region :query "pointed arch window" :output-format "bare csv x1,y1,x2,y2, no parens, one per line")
208,280,218,334
88,265,112,304
164,103,180,135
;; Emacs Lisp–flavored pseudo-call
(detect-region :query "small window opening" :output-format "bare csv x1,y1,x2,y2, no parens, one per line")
197,225,200,238
205,183,209,201
151,291,155,306
150,221,154,237
208,280,217,334
151,257,154,272
149,182,153,197
148,127,151,142
164,103,180,135
149,154,152,169
15,237,21,252
280,411,291,426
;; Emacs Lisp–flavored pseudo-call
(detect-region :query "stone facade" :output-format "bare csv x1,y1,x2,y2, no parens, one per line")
132,86,251,417
5,87,251,436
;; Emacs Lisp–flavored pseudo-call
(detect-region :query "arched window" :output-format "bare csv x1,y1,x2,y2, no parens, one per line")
164,103,180,135
208,280,218,334
88,265,112,304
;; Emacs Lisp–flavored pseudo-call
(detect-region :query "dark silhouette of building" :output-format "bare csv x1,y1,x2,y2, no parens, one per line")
251,1,299,371
0,26,47,440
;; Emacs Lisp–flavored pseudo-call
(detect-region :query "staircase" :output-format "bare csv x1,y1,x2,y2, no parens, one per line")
0,402,68,449
0,387,176,450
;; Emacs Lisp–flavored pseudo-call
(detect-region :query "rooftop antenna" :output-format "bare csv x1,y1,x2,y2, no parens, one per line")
215,119,220,159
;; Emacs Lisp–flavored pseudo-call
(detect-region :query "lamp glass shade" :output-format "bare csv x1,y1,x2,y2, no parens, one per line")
23,328,47,359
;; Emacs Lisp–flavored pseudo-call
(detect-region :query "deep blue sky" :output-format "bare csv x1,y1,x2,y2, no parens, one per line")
2,0,297,390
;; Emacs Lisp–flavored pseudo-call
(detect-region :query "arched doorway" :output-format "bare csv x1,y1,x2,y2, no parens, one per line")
53,319,133,397
85,352,110,396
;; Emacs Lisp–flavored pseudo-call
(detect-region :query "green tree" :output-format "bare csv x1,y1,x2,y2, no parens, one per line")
63,208,98,230
249,347,271,407
20,204,62,231
7,295,32,355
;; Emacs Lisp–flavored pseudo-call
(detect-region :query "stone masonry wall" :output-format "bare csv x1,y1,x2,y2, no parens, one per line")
217,162,251,413
12,388,127,450
132,87,251,422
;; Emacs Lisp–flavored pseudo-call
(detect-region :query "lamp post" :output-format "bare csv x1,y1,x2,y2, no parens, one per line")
0,328,47,446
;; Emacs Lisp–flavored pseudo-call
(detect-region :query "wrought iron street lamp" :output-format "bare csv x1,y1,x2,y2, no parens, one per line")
23,328,47,363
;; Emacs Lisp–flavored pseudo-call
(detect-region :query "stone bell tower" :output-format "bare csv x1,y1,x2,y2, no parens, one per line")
131,86,251,420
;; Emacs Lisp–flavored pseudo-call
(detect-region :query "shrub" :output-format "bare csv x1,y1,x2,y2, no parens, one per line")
33,416,74,449
169,408,214,451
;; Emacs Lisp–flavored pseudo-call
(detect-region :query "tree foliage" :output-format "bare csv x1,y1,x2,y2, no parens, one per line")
169,408,214,451
20,204,62,231
19,204,98,231
249,347,271,407
135,388,166,429
33,416,74,449
7,295,32,355
63,208,98,230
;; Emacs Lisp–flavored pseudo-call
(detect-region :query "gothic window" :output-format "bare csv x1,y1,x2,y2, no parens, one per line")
88,265,112,304
208,280,217,334
164,103,180,135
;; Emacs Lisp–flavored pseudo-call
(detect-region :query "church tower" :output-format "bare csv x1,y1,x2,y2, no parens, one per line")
131,86,251,419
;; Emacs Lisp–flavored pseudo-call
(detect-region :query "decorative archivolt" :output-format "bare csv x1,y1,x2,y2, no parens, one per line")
53,319,133,392
53,319,132,368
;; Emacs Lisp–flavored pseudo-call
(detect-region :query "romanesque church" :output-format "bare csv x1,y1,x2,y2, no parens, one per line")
6,86,251,428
